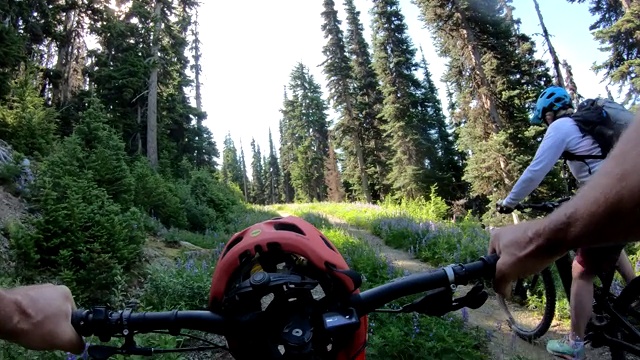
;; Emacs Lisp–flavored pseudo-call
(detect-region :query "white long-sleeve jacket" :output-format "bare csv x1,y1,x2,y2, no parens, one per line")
502,116,604,208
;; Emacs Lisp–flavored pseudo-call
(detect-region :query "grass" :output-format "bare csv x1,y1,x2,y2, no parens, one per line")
273,201,490,267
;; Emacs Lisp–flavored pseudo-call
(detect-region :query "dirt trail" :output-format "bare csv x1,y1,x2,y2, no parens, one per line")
278,210,614,360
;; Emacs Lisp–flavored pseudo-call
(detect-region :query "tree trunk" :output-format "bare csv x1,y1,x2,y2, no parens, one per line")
456,6,512,185
52,8,76,105
137,104,142,155
146,0,162,169
457,11,502,132
621,0,632,11
354,130,372,203
561,60,581,107
193,8,202,112
533,0,565,87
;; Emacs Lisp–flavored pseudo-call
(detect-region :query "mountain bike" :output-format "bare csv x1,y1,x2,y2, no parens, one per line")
72,254,498,360
497,198,640,359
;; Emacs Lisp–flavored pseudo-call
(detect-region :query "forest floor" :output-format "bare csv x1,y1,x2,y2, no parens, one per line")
275,210,614,360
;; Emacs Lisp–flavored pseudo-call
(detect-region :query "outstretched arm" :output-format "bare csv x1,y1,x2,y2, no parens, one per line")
489,110,640,296
501,121,569,208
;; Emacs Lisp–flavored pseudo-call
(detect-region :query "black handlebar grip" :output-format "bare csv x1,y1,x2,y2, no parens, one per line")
484,253,499,265
71,309,91,336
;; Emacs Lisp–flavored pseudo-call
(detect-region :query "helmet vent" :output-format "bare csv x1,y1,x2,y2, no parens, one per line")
222,235,244,257
273,222,306,236
320,235,336,252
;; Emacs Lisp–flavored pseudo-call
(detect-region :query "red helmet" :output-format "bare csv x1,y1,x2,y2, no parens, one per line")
208,216,367,360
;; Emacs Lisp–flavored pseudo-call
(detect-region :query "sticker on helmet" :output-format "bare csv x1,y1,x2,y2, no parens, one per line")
250,229,262,237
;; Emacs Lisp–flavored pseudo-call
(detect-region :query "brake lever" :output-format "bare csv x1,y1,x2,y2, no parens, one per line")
395,282,488,317
449,283,489,311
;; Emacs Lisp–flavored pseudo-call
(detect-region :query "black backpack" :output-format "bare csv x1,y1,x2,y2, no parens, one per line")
561,98,635,166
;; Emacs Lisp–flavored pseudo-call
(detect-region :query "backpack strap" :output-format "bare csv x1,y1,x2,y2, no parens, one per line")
560,151,606,176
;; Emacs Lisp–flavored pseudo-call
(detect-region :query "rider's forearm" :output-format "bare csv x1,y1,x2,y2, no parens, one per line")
0,288,25,341
541,110,640,253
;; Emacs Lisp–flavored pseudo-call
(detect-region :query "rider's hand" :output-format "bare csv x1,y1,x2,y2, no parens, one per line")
488,220,559,298
496,199,515,214
0,284,85,354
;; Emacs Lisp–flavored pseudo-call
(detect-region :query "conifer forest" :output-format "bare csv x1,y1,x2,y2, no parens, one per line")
0,0,638,359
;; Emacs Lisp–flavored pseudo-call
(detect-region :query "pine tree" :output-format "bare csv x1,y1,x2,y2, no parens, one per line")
371,0,432,200
239,139,250,202
279,87,296,203
321,0,372,203
280,63,330,202
250,138,265,204
415,0,556,217
417,48,466,201
267,128,281,204
343,0,389,200
221,133,244,190
568,0,639,104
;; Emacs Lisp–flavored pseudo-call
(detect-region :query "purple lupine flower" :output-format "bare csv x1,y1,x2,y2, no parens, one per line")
461,307,469,324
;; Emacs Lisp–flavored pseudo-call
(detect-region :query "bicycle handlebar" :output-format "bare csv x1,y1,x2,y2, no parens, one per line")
72,254,499,356
514,197,571,213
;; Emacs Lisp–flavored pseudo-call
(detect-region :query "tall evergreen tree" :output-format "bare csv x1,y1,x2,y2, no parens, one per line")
343,0,389,200
371,0,433,199
414,0,556,217
239,139,250,202
279,87,296,203
417,48,466,201
266,128,282,204
221,133,244,189
250,138,265,205
320,0,372,203
280,63,330,202
568,0,639,104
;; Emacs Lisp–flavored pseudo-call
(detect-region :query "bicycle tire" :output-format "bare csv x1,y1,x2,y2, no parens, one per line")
501,267,557,342
610,276,640,360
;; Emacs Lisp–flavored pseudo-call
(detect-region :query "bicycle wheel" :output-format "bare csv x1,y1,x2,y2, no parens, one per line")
610,276,640,359
497,267,557,342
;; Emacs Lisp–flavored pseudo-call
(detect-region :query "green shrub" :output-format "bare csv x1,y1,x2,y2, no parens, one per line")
131,158,188,229
0,71,57,160
7,99,146,306
140,251,218,311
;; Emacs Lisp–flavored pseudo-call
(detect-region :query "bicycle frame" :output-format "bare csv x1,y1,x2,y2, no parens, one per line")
510,198,640,356
589,276,640,356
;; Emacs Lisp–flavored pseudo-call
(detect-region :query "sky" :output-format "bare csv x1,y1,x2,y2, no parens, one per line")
196,0,614,164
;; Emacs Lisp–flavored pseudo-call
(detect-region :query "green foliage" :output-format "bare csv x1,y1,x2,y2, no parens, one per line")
276,200,488,267
131,157,188,229
140,252,215,311
571,0,640,105
9,164,146,305
280,63,330,203
5,99,147,305
342,0,388,201
184,168,243,232
0,70,57,159
72,98,135,207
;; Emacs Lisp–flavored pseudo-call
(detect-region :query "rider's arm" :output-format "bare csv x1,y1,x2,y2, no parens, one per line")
541,110,640,254
501,120,570,208
0,288,24,341
0,284,85,353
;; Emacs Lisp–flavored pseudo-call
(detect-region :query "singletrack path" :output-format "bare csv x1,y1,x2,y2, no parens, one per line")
277,210,612,360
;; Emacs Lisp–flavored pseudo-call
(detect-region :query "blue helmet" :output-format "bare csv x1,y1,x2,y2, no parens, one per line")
530,86,573,125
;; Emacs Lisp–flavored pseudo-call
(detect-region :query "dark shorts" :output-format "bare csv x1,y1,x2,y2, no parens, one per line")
575,244,625,274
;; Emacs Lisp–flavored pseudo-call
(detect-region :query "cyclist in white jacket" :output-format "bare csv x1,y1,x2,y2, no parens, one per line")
497,86,635,359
